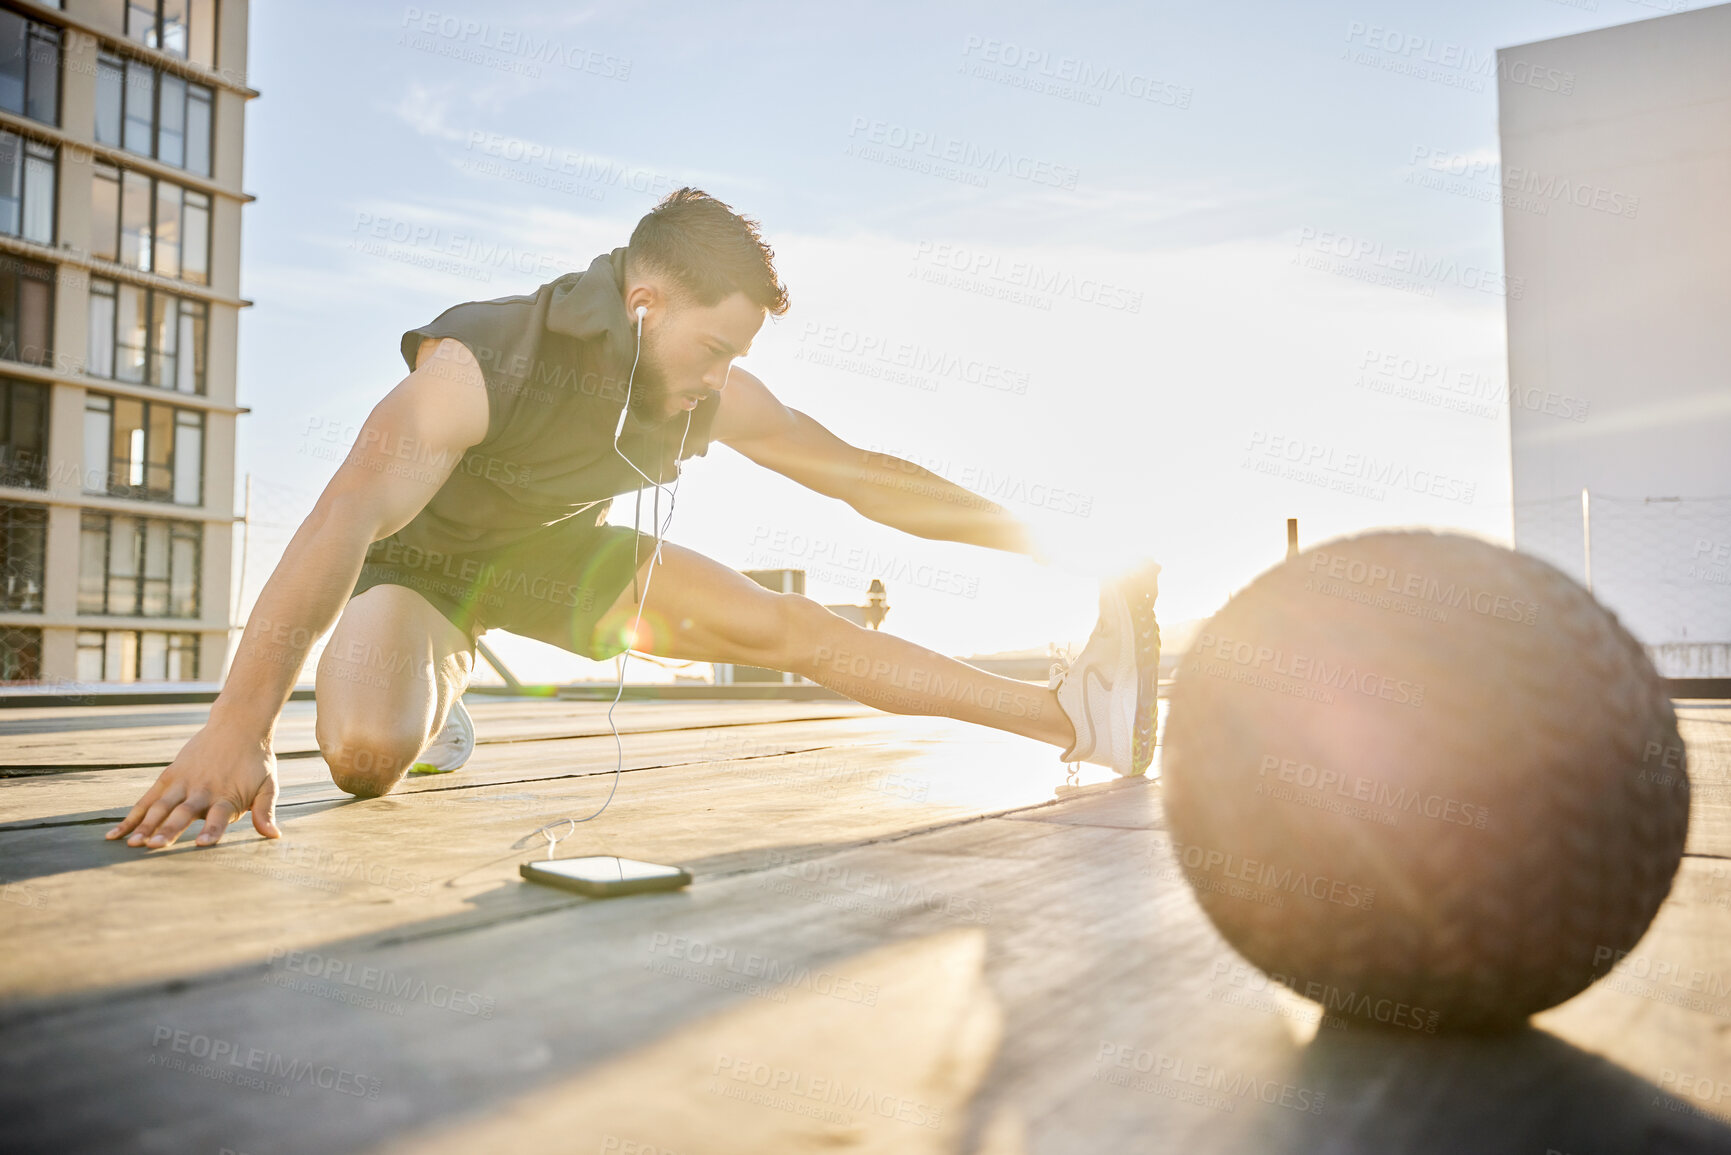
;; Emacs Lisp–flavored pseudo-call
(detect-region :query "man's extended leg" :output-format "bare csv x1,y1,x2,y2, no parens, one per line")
592,541,1078,748
314,584,475,796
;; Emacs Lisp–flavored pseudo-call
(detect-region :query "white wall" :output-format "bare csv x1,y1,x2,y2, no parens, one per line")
1499,4,1731,677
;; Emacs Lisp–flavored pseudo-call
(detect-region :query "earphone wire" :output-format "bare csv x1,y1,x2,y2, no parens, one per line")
529,306,695,856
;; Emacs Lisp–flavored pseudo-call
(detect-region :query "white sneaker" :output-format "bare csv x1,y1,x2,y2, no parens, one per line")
1052,562,1161,777
410,696,475,775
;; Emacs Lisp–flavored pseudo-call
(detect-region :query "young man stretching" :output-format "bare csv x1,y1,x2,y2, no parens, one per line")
107,188,1160,851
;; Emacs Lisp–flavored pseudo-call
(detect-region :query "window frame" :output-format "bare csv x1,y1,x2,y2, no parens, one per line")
86,277,206,398
121,55,153,155
0,10,62,128
24,20,60,127
93,48,213,174
0,130,59,245
83,390,204,506
94,52,123,147
0,253,54,367
75,627,200,682
0,374,49,489
183,81,211,176
0,623,41,681
0,499,46,613
130,0,217,69
87,164,211,285
78,508,201,618
20,135,55,243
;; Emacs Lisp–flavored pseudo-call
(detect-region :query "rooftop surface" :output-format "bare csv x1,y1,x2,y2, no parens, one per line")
0,696,1727,1153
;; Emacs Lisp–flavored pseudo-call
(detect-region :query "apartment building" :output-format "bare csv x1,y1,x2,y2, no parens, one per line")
0,0,250,683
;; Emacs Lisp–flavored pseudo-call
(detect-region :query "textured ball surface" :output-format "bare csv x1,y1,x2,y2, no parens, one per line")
1162,531,1690,1031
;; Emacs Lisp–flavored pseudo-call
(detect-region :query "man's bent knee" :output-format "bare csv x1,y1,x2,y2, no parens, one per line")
317,721,426,798
771,594,851,677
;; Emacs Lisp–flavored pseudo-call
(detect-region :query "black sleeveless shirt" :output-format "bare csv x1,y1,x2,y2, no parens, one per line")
389,248,722,556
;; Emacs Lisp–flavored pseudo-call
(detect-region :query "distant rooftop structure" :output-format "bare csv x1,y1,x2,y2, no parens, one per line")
1499,6,1731,677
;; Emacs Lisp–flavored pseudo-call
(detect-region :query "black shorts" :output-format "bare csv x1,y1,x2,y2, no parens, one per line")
349,518,655,661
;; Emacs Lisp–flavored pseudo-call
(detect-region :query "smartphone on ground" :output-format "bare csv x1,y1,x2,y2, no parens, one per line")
520,855,692,898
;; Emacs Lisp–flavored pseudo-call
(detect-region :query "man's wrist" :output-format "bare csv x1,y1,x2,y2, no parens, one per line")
207,691,280,742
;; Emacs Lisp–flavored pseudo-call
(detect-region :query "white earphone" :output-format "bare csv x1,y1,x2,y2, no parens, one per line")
613,304,649,440
530,296,693,844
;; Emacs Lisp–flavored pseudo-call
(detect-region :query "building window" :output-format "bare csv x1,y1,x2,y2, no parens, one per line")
94,51,214,176
87,278,206,393
0,10,60,127
0,377,47,487
158,71,184,166
76,627,199,682
185,83,211,176
0,500,45,611
0,624,40,680
128,0,216,68
153,176,179,275
83,392,203,505
94,54,120,145
122,57,152,154
89,162,209,284
90,162,117,260
184,186,209,281
0,253,52,366
0,131,56,244
79,510,200,617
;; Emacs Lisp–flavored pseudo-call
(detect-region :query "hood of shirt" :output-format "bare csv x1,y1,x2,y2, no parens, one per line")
544,247,635,378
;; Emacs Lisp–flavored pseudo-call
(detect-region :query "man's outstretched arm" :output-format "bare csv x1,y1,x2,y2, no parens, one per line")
712,368,1039,556
106,338,489,849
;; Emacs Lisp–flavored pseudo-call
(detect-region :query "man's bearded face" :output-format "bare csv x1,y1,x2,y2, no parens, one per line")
622,287,766,424
625,319,674,423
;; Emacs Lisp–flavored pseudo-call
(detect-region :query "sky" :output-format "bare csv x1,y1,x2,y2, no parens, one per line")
234,0,1698,683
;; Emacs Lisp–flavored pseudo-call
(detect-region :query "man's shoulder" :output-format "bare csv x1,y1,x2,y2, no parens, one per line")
400,277,581,377
423,278,569,333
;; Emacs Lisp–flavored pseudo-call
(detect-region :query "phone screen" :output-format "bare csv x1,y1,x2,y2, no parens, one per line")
533,856,685,884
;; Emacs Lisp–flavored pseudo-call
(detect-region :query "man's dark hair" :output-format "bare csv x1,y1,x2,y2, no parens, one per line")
626,187,790,316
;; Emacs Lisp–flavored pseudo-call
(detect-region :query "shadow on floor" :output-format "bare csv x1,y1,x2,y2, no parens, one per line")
2,773,1726,1155
1228,1020,1731,1154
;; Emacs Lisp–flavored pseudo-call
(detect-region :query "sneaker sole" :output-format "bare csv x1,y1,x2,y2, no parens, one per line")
408,699,475,775
1123,564,1162,776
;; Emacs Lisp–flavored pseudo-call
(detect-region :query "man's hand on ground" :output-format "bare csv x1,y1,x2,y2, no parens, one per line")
106,724,282,849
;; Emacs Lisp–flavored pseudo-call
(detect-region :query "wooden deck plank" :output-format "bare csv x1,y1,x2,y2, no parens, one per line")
1678,707,1731,857
0,788,1286,1155
0,698,877,770
0,711,950,830
0,701,1725,1154
0,717,1109,1005
2,778,1727,1154
1535,855,1731,1130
